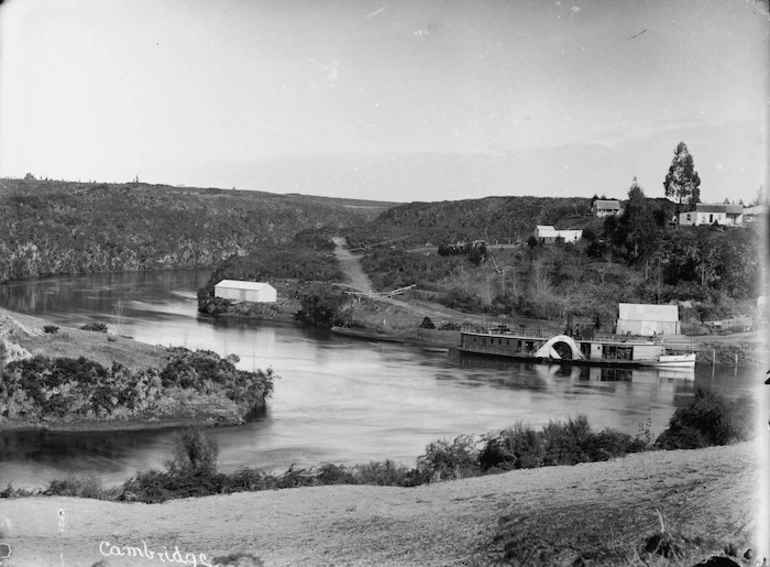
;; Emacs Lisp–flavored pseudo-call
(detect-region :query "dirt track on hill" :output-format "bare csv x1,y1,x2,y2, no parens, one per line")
331,237,508,326
0,442,764,567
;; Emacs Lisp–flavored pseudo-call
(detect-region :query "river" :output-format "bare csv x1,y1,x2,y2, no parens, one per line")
0,270,760,489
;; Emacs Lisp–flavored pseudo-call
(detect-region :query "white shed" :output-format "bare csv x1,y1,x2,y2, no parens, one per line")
214,280,277,303
616,303,680,336
533,226,583,244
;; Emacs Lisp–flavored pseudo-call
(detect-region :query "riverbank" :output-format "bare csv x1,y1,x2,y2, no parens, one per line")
199,235,765,367
201,281,766,367
0,441,763,566
0,308,274,433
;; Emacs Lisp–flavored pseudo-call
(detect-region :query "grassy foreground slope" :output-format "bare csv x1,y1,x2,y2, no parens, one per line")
0,179,396,282
0,442,760,566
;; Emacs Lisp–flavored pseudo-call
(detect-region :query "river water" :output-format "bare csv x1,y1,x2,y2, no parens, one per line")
0,270,761,488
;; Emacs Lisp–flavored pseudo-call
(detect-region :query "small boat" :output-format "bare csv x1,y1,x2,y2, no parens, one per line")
645,352,696,368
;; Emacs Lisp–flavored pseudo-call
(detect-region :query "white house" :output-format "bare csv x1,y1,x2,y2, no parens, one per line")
592,199,621,217
534,225,583,244
678,204,728,226
214,280,277,303
616,303,680,336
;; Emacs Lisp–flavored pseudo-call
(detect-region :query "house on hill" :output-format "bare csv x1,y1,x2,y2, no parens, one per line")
678,203,743,226
592,199,621,217
616,303,680,336
533,225,583,244
214,280,277,303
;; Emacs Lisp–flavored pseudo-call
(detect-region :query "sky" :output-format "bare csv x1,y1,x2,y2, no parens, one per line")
0,0,768,203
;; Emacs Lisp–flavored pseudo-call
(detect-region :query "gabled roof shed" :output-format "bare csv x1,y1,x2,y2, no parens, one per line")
214,280,277,303
616,303,680,336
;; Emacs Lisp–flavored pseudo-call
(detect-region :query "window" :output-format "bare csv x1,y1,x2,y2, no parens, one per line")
709,214,713,223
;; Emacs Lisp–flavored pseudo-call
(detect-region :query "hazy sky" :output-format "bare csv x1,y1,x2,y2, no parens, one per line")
1,0,768,203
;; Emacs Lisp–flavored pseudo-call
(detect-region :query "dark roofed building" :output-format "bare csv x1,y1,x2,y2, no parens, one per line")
592,199,621,217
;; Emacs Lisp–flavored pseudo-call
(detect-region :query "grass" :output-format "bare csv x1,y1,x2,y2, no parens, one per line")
4,309,169,371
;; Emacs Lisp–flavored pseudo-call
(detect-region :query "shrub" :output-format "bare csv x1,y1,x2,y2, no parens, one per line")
43,324,59,335
44,474,118,500
159,348,276,417
419,316,435,329
437,288,483,312
654,388,753,449
539,415,645,466
416,434,481,482
166,428,220,476
479,423,545,471
0,483,39,498
0,350,275,424
353,460,415,486
294,288,351,328
541,416,592,466
121,468,226,503
80,322,108,333
316,464,358,485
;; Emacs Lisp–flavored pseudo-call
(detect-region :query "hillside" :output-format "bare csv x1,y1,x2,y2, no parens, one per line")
0,179,396,282
198,190,762,337
342,196,595,248
340,194,762,332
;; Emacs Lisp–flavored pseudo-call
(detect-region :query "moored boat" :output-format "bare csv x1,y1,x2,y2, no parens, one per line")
643,352,696,368
458,324,673,368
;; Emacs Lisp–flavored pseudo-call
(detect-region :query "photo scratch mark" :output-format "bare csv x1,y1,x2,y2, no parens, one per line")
366,5,387,18
627,28,648,41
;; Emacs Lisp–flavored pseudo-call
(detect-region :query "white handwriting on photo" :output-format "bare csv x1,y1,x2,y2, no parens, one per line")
99,541,218,567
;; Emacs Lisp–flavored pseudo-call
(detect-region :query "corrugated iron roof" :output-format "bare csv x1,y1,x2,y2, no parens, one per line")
618,303,679,322
594,200,620,208
215,279,274,290
694,203,727,213
535,225,558,236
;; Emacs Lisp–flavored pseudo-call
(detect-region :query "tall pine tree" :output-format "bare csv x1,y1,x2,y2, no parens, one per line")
663,142,701,205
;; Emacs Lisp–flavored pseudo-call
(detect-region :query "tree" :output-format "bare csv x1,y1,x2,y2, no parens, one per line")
623,178,659,263
23,173,35,181
663,142,701,205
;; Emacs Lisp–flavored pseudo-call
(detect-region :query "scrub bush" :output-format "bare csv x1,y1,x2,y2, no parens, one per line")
166,428,220,476
352,460,416,486
655,388,754,449
80,322,108,333
0,351,276,423
44,474,119,500
416,434,482,481
479,423,545,471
